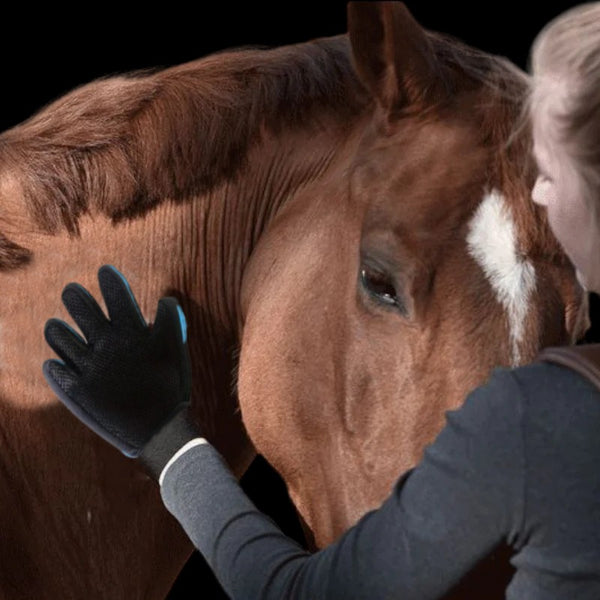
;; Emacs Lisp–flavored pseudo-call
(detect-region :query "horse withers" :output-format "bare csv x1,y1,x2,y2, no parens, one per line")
0,1,588,598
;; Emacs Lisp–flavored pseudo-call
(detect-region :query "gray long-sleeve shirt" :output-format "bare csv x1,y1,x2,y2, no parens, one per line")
160,362,600,599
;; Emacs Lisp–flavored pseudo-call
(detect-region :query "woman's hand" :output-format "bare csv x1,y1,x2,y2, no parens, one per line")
42,264,202,480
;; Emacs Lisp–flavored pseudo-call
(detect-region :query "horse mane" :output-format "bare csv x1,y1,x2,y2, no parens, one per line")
0,30,548,271
0,35,365,270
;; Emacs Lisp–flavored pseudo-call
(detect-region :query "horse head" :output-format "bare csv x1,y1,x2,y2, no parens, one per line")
237,2,588,549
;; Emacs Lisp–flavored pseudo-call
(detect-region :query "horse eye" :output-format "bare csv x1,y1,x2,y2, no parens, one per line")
360,266,400,309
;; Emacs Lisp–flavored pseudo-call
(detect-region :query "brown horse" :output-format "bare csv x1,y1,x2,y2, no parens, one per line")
0,2,588,598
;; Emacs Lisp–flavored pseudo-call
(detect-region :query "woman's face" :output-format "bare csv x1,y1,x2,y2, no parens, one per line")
531,78,600,294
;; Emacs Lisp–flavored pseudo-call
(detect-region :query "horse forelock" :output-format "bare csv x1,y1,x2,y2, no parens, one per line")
0,35,366,271
425,34,569,365
427,30,567,269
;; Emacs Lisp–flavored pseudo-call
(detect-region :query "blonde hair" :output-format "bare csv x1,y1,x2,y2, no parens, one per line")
528,3,600,217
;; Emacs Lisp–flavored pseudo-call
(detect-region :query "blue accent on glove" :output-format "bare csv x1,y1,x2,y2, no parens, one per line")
176,305,188,344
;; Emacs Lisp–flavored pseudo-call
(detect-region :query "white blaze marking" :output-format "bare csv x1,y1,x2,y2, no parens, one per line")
466,189,536,366
87,509,92,524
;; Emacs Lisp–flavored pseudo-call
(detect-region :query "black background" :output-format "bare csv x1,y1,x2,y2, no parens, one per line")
0,2,588,132
2,2,597,597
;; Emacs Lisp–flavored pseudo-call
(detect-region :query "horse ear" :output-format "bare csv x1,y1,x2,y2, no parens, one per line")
347,1,446,118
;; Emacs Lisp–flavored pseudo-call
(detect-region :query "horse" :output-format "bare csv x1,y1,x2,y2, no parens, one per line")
0,2,588,597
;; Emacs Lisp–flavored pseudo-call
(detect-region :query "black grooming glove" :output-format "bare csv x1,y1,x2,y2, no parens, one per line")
42,264,203,481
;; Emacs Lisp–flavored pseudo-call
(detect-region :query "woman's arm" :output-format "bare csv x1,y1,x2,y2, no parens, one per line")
160,367,525,599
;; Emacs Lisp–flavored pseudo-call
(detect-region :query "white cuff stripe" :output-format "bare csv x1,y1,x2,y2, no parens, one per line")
159,438,208,486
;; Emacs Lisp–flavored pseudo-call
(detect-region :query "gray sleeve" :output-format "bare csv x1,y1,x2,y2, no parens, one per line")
160,367,525,599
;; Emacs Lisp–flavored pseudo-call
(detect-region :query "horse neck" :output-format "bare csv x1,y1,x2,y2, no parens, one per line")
0,35,366,471
0,126,351,597
187,118,349,415
0,38,367,597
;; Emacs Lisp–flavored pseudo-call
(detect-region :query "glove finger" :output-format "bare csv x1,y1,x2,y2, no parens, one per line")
44,318,90,374
98,265,147,330
151,297,188,346
61,282,109,344
42,358,79,405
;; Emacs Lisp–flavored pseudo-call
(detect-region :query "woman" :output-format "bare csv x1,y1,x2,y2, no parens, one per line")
42,4,600,599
